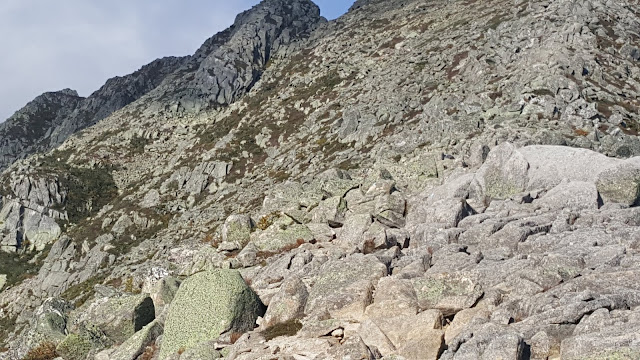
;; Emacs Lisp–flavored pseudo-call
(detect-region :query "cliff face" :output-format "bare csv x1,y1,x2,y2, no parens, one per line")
1,0,640,359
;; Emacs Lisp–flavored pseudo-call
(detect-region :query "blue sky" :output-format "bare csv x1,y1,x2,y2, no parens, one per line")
0,0,354,122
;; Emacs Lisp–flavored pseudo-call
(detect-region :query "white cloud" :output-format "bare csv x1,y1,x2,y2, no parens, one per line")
0,0,260,121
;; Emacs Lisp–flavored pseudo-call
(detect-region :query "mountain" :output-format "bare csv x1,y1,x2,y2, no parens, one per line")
1,0,640,359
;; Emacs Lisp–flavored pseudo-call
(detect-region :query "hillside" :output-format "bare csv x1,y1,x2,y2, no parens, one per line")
1,0,640,359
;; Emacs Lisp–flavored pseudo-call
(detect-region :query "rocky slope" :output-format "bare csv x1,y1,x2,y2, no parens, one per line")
1,0,640,359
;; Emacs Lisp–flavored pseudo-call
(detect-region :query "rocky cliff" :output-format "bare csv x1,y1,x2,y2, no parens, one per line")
1,0,640,359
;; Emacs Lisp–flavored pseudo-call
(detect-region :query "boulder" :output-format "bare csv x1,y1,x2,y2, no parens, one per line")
0,274,5,291
407,198,475,230
108,320,164,360
441,323,525,360
596,158,640,206
159,269,265,360
535,181,599,211
220,214,254,250
251,219,314,253
56,333,93,360
519,145,620,190
336,213,374,250
560,322,640,360
305,254,388,321
473,142,529,199
262,276,308,328
411,273,483,316
68,294,155,345
445,306,491,344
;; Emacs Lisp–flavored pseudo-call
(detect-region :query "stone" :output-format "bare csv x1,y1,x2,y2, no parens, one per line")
535,180,600,211
141,189,161,208
221,214,254,249
251,222,314,253
336,213,374,250
596,158,640,206
411,273,483,316
519,145,620,190
0,274,5,291
179,340,222,360
305,254,388,321
473,142,529,199
560,322,640,360
407,198,475,230
150,276,181,314
262,276,308,328
396,330,444,360
159,269,265,360
109,320,163,360
68,294,155,345
445,306,491,344
56,333,93,360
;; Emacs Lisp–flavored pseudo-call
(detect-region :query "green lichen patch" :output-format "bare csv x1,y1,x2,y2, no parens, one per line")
159,269,265,360
261,320,303,341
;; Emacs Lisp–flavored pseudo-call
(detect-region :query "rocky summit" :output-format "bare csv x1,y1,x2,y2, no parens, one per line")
1,0,640,359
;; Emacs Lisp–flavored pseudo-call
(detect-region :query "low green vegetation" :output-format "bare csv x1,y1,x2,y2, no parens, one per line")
0,248,49,288
61,274,107,308
261,320,303,341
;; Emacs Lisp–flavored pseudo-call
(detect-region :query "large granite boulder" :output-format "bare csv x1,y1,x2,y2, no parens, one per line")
159,269,265,360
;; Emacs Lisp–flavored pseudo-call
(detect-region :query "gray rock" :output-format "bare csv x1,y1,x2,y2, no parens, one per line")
108,320,163,360
411,273,483,316
473,143,529,199
534,180,600,211
262,275,308,328
221,214,254,250
305,254,388,321
596,158,640,206
68,294,155,345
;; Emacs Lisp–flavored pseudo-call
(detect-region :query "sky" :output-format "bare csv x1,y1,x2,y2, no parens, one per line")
0,0,353,122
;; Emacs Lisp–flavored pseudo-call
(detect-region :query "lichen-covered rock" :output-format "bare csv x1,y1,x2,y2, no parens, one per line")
411,273,482,316
67,294,155,345
251,220,314,253
473,143,529,199
56,333,93,360
220,214,254,250
159,269,265,360
596,158,640,206
179,340,222,360
108,320,163,360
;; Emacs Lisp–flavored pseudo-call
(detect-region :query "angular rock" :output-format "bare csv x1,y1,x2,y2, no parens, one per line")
411,273,483,316
535,181,600,211
596,158,640,206
68,293,155,345
220,214,254,250
56,333,93,360
407,198,475,230
262,276,308,328
305,254,388,321
108,320,163,360
473,142,529,199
